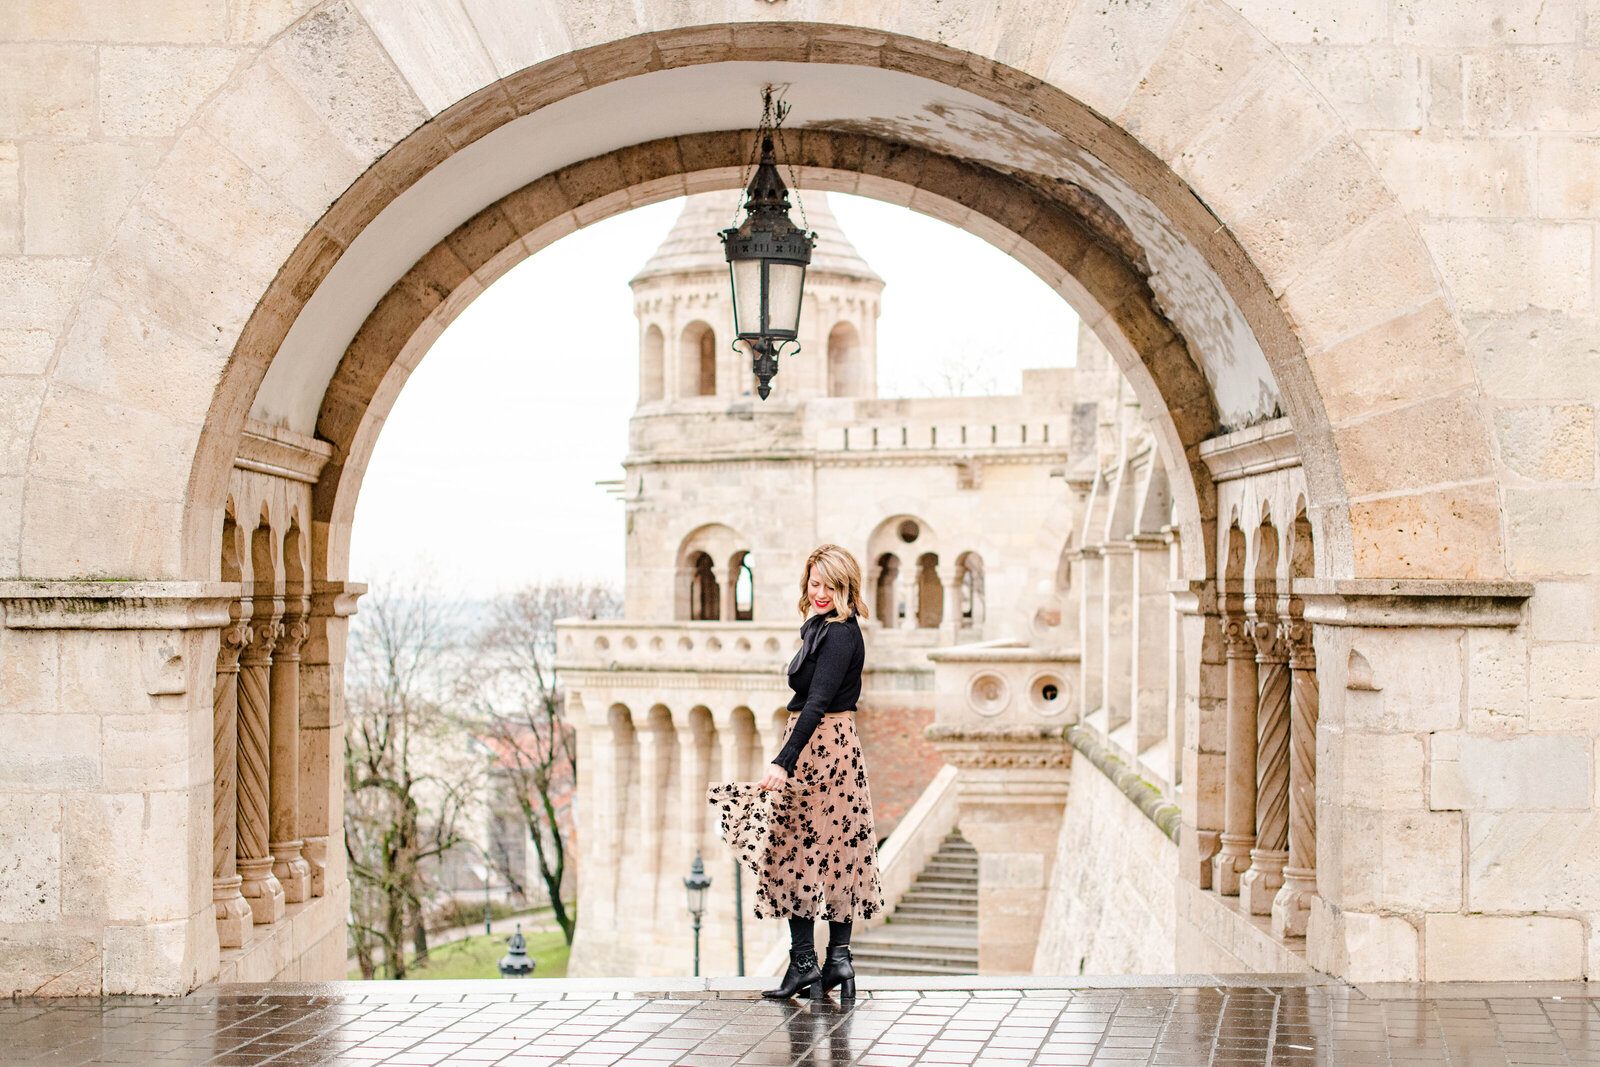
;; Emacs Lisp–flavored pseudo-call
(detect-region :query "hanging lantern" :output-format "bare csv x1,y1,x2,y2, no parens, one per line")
721,92,815,400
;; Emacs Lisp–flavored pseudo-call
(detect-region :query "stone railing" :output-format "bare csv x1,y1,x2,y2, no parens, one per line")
555,619,800,674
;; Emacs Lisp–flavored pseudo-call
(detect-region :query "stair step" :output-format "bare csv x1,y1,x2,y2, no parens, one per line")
856,828,980,978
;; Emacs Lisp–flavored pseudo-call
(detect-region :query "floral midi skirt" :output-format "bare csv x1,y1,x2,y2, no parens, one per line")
706,713,884,922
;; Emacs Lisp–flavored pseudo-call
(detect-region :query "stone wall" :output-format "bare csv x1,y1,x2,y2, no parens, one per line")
1034,752,1179,976
855,700,941,837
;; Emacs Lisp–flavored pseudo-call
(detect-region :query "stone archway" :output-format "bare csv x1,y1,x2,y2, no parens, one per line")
1,2,1536,995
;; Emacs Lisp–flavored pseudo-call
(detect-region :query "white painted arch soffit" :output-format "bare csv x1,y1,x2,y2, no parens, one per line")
253,60,1277,437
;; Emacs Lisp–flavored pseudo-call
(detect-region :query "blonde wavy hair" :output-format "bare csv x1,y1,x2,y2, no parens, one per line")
797,544,869,622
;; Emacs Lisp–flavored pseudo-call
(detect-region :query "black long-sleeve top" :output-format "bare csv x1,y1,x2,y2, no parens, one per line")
771,612,864,774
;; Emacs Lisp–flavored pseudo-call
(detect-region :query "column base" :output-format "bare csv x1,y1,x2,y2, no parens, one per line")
1270,866,1316,938
1241,848,1288,916
213,876,254,949
271,840,312,904
1212,833,1254,896
238,857,286,924
302,836,328,899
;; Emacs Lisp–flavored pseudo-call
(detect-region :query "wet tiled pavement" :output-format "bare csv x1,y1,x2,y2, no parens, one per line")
5,976,1600,1066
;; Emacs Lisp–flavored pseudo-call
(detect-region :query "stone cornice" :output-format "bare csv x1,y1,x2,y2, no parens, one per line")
927,640,1081,665
1298,579,1532,628
925,724,1073,770
0,581,237,630
1196,417,1300,482
235,419,334,484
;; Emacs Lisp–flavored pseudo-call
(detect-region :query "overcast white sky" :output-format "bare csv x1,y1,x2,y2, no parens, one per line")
348,193,1081,598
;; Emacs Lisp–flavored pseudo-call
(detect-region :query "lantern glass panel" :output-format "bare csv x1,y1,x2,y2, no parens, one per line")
730,260,763,339
766,262,806,336
685,882,705,917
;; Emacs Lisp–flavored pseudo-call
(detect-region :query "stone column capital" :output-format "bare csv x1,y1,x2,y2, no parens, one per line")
1223,614,1255,659
274,616,310,660
1285,617,1316,670
1251,619,1289,664
242,620,282,666
218,622,253,670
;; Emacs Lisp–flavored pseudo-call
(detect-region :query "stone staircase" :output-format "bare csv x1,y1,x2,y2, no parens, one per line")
853,830,979,976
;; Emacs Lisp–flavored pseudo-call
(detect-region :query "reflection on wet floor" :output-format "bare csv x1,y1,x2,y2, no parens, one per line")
3,979,1600,1065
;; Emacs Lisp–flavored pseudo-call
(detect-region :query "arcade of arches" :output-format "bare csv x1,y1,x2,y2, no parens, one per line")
0,0,1594,995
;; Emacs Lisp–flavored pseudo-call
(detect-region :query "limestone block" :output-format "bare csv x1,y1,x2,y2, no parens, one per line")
1339,808,1462,912
1359,133,1535,218
1279,210,1440,354
230,0,324,44
1308,903,1420,982
141,128,311,282
1430,733,1590,811
1041,0,1188,120
0,45,94,137
0,924,102,995
1530,580,1598,644
1424,914,1584,981
265,2,429,163
99,208,259,352
1350,483,1505,582
0,143,18,255
1468,811,1600,911
1332,396,1494,497
1175,63,1340,219
1280,46,1423,131
1398,0,1580,45
0,374,46,477
0,255,92,333
1114,6,1268,164
1466,628,1528,732
1537,137,1600,217
22,142,164,257
53,298,227,421
26,386,201,499
1462,48,1600,131
1423,220,1592,316
1305,300,1474,426
1339,629,1464,732
350,0,499,115
0,793,62,922
103,711,204,793
1233,137,1391,288
1337,731,1425,809
1469,312,1600,402
7,0,227,43
60,791,197,923
102,912,213,996
99,46,239,138
0,328,53,375
1228,0,1388,43
1506,489,1600,578
1494,405,1596,481
0,714,100,791
457,0,572,78
201,60,366,220
1529,642,1600,730
18,481,185,578
0,479,23,580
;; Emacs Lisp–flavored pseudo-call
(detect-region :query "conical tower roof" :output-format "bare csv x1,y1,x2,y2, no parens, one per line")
632,190,881,286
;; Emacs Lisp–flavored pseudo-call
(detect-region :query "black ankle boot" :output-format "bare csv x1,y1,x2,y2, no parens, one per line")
813,945,856,1000
762,949,821,999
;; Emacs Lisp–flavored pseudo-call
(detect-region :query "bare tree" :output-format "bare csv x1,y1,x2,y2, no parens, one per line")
344,574,478,979
919,348,1001,397
470,581,621,946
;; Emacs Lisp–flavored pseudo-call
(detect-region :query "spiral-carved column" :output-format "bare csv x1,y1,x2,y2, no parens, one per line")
213,620,254,948
1242,619,1291,915
269,613,312,903
237,620,285,923
1272,618,1319,937
1211,613,1258,896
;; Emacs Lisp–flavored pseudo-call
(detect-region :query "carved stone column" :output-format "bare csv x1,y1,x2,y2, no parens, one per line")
237,620,285,924
1212,613,1257,896
941,572,963,644
269,612,311,903
1100,543,1133,730
927,725,1072,975
1077,547,1104,719
212,620,254,948
1272,618,1319,937
1242,619,1291,915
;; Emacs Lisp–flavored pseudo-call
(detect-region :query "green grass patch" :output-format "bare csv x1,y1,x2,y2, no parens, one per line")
349,928,570,981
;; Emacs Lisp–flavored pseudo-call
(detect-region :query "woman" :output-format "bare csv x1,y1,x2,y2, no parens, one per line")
708,544,883,1000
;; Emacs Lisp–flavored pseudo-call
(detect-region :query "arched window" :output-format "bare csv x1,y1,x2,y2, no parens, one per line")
689,552,720,621
957,552,984,625
733,553,754,621
827,322,861,397
680,321,716,397
916,552,942,628
640,324,664,402
875,553,901,626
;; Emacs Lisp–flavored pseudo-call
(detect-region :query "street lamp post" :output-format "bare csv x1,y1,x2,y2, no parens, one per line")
683,851,713,977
